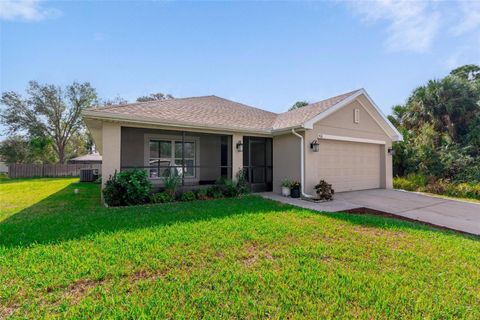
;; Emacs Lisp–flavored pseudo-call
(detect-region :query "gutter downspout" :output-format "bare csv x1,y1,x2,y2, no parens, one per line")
291,128,314,198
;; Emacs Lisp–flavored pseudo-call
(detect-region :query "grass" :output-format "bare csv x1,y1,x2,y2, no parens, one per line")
1,178,480,318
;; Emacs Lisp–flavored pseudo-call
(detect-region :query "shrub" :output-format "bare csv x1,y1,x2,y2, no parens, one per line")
213,173,250,198
195,188,209,200
163,173,180,197
180,191,196,201
445,182,480,200
151,191,175,203
221,179,239,197
393,173,428,191
103,169,152,207
235,169,250,195
290,181,301,189
314,180,334,200
206,185,224,199
281,179,291,188
393,177,418,191
394,175,480,201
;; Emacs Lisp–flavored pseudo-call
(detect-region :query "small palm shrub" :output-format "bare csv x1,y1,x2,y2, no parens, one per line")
103,169,152,207
163,173,180,197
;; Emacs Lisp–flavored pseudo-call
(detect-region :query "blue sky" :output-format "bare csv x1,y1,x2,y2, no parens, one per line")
1,0,479,136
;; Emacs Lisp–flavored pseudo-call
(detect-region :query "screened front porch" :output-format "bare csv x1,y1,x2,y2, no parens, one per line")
120,127,233,188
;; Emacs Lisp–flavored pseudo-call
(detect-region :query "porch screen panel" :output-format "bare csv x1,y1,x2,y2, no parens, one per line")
174,141,195,177
149,140,196,178
149,140,172,178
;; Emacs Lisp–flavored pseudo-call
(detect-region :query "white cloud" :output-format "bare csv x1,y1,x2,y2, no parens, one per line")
0,0,60,22
451,1,480,36
346,0,440,53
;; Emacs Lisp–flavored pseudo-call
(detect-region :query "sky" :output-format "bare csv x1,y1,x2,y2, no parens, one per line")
1,0,479,138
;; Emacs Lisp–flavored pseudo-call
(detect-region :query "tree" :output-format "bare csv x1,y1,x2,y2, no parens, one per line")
0,81,98,163
450,64,480,82
289,101,309,111
137,92,174,102
389,64,480,181
0,135,30,163
402,76,479,142
101,96,128,106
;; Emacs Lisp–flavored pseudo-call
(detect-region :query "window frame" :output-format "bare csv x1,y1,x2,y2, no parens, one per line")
144,133,200,183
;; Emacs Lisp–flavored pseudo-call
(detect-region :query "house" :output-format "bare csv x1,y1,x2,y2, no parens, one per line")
68,153,102,165
82,89,402,196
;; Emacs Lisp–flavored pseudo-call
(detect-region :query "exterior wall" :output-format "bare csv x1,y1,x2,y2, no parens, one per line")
101,122,121,188
272,132,301,194
303,100,393,193
120,127,227,182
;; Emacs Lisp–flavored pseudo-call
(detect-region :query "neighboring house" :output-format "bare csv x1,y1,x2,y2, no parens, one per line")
82,89,402,196
68,153,102,165
0,161,8,174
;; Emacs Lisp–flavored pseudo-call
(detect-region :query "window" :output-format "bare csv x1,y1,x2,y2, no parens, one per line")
149,140,196,178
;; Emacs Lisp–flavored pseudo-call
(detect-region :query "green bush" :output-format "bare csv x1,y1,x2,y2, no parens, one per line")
206,185,224,199
163,174,180,197
150,191,175,204
394,175,480,200
235,169,250,195
445,182,480,200
195,188,209,200
180,191,196,202
221,179,239,197
393,174,428,191
212,172,250,198
103,169,152,207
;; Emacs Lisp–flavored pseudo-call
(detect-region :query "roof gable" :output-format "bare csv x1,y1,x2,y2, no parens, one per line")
272,90,361,130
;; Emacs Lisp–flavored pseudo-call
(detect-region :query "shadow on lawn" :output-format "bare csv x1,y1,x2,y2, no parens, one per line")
0,182,289,248
1,181,476,248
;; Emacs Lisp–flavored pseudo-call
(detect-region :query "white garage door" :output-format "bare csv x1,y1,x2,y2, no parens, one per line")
318,140,381,192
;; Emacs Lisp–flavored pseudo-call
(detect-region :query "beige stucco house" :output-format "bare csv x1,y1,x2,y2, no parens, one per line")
82,89,402,197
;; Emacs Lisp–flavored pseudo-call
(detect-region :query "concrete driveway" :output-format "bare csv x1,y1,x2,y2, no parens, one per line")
261,189,480,235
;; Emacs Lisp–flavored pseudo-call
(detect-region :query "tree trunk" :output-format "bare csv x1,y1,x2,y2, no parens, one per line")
58,145,65,164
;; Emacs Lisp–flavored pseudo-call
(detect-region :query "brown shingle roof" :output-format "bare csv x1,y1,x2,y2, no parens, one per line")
86,95,277,132
272,89,361,130
84,90,361,132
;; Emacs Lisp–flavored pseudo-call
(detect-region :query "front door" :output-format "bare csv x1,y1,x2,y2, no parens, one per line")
243,136,272,192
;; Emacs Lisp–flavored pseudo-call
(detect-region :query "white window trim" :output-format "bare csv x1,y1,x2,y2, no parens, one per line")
144,133,200,183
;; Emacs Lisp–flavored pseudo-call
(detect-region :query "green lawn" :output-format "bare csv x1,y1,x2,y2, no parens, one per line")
1,178,479,319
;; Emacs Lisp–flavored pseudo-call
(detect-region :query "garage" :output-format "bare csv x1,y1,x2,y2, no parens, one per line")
317,140,381,192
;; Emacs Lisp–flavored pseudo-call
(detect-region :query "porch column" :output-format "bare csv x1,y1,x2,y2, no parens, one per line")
232,133,243,181
101,122,121,189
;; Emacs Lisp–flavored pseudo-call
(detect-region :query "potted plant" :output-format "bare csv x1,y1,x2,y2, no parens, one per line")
314,180,334,201
281,179,291,197
290,181,301,198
